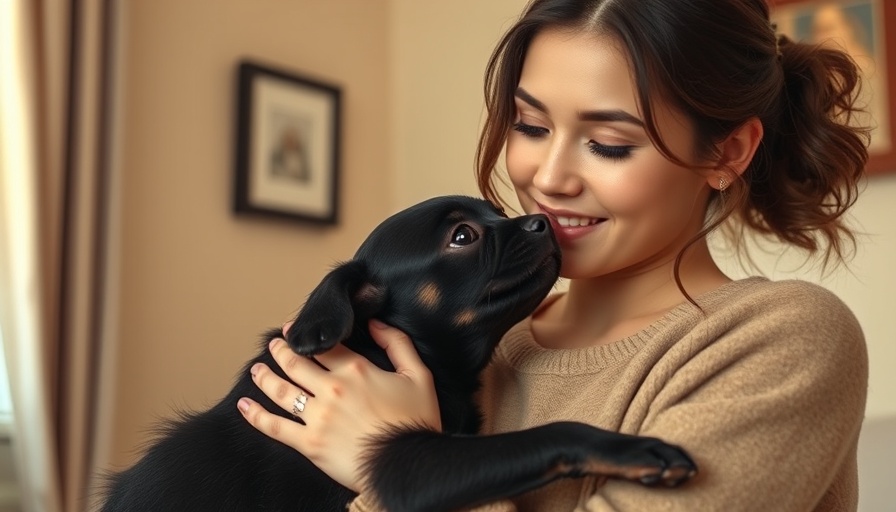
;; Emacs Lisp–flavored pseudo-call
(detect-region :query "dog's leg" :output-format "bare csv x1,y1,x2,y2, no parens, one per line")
365,422,697,512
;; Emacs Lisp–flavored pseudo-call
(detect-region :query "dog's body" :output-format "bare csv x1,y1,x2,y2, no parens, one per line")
101,196,696,512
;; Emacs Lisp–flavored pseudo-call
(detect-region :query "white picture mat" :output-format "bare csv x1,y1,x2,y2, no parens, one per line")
249,75,335,217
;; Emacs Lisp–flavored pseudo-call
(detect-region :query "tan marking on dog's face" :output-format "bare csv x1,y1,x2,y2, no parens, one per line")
417,282,441,310
453,309,477,327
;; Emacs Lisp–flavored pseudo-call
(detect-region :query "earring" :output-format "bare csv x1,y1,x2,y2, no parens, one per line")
719,177,729,192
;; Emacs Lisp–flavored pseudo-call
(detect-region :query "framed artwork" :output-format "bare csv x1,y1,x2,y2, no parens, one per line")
771,0,896,175
234,60,342,223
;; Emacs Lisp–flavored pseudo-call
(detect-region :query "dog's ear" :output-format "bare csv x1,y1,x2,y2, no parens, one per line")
286,260,386,355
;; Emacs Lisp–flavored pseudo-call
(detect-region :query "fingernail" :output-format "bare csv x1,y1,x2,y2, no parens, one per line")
250,363,262,376
269,337,282,350
370,319,387,329
237,397,251,413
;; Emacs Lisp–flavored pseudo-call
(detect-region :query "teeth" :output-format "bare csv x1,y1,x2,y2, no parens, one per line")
556,216,600,227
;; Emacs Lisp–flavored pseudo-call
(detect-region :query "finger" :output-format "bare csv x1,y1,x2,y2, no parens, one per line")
281,320,295,337
237,397,304,451
268,337,328,388
368,319,428,378
251,362,313,415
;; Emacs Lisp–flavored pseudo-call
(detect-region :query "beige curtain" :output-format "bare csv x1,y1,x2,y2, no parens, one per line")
0,1,118,511
0,2,60,510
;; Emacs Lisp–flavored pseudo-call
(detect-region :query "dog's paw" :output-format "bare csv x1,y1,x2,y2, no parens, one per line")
587,435,698,487
632,439,697,487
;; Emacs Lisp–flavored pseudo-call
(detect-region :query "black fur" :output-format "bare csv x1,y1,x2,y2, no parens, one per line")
100,196,696,512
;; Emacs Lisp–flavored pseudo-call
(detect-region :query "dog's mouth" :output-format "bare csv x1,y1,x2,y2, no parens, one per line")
482,252,560,305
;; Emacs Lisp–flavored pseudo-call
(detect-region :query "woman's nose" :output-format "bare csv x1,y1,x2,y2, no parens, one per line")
532,141,582,197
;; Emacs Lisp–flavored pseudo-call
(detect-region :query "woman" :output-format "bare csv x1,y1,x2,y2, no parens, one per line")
238,0,869,509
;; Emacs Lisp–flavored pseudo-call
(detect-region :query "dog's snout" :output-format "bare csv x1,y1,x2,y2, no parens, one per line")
522,216,548,233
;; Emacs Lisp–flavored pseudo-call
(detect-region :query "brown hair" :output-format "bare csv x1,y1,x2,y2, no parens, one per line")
476,0,869,276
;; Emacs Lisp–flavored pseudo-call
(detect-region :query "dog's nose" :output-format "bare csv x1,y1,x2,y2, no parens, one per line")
521,216,548,233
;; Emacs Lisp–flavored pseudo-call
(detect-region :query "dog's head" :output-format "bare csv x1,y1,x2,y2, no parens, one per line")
286,195,560,375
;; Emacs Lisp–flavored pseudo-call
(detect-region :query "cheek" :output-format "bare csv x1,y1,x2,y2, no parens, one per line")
600,161,703,220
505,137,536,188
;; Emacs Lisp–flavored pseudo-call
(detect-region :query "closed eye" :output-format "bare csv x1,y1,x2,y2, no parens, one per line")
588,140,634,161
515,122,634,161
512,122,548,138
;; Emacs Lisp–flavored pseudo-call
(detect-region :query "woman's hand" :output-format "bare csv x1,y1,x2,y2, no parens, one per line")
237,319,441,492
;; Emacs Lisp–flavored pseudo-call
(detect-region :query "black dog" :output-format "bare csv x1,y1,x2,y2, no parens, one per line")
100,196,696,512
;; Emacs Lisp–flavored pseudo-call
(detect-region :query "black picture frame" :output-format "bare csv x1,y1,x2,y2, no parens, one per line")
234,60,341,224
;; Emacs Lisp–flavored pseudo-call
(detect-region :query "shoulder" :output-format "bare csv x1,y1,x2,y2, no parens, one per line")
712,276,846,307
697,278,867,382
665,278,869,423
706,277,862,338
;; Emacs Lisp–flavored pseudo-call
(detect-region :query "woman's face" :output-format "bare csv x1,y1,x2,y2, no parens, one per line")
506,27,713,280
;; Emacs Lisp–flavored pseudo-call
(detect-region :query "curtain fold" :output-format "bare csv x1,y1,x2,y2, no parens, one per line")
0,1,62,510
0,0,118,511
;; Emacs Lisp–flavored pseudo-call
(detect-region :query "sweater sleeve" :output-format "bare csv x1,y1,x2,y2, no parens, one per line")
579,282,868,511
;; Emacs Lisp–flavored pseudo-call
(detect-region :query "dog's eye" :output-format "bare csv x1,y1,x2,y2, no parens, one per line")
449,224,479,248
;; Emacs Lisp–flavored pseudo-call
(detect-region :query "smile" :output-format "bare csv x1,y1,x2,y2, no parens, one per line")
555,216,601,227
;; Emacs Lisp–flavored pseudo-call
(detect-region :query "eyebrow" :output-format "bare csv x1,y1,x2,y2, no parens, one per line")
515,87,644,127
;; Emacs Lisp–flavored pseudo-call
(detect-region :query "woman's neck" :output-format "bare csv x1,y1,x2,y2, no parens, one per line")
533,241,729,349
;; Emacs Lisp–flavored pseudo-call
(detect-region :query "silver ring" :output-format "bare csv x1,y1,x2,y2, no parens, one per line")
291,392,308,416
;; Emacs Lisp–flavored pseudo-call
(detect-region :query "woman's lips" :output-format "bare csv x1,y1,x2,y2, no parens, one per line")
537,204,606,243
554,215,601,228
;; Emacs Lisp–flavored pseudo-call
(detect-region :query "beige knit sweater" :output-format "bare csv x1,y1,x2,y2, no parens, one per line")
350,277,868,511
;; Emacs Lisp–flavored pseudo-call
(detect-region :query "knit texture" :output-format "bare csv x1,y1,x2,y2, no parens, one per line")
349,277,867,511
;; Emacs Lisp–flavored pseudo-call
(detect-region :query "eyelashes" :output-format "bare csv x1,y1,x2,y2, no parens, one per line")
587,141,634,161
511,121,548,138
511,122,634,161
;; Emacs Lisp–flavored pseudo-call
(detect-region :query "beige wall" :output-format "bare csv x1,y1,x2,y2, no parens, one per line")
389,0,527,207
100,0,896,484
105,0,393,470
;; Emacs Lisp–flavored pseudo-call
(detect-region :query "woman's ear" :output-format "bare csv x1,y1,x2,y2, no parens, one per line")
707,116,763,190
